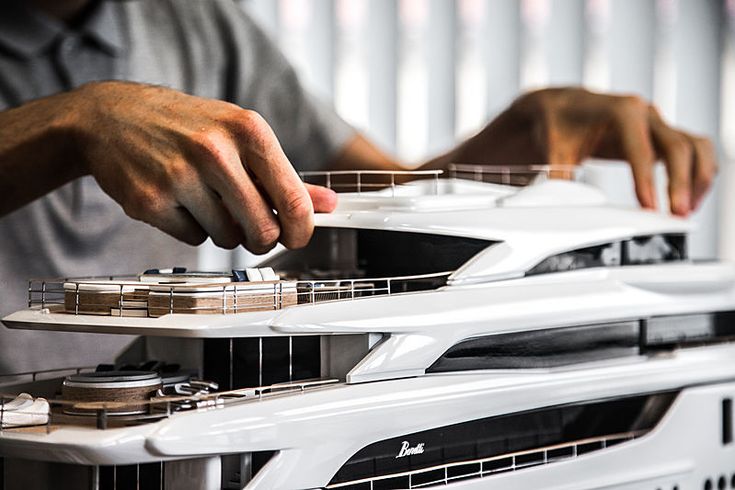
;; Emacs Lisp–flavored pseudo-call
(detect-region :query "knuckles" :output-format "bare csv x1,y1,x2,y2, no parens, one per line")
189,128,231,166
669,136,694,162
228,109,271,147
615,95,649,119
281,190,313,222
248,219,281,253
122,186,167,221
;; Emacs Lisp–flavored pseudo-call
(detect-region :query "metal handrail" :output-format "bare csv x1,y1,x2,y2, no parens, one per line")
300,169,443,195
26,271,451,316
0,378,340,432
448,163,580,185
326,429,644,489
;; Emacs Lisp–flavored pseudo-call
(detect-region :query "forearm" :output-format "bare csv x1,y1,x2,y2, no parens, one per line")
327,134,403,172
328,112,537,175
0,91,86,216
421,102,544,171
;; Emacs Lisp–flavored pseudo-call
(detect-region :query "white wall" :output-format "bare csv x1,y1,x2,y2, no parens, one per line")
199,0,734,270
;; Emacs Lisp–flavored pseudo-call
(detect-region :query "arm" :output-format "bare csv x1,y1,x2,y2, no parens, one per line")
0,81,337,253
0,92,87,215
330,88,718,217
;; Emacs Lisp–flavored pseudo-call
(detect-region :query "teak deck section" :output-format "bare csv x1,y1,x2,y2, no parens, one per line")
63,282,298,317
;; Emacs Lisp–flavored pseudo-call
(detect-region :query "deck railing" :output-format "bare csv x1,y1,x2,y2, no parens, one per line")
447,163,580,186
300,169,442,195
26,271,451,317
0,378,339,432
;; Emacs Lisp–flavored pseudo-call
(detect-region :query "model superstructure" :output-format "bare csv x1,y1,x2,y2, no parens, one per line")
1,167,734,490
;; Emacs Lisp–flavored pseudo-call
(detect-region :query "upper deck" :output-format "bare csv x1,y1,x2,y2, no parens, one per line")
1,166,699,339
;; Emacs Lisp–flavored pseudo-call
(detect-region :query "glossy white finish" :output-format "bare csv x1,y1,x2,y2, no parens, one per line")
5,262,733,386
1,345,734,489
5,261,734,392
1,178,733,489
1,308,280,338
410,383,735,490
330,178,513,212
4,180,692,338
499,179,608,207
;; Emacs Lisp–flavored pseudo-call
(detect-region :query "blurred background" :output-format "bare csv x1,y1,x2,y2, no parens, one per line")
203,0,735,269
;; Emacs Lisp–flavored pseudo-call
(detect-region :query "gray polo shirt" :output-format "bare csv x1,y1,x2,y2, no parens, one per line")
0,0,354,375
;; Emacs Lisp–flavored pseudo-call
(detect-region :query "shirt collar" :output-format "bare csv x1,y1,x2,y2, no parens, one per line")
84,1,126,56
0,1,125,60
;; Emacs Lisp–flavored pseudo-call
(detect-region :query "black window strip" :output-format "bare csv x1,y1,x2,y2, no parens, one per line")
723,398,733,446
430,310,735,373
429,321,639,372
329,393,675,485
527,233,688,276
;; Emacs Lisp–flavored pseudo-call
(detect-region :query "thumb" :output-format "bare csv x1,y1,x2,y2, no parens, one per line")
305,183,338,213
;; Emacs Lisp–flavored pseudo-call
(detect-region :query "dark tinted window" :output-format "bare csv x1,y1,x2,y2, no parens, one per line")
265,228,495,279
428,321,639,372
329,393,675,487
430,311,735,375
527,242,621,275
527,234,687,276
623,234,687,265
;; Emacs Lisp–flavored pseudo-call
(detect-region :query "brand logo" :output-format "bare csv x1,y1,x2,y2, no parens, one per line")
396,440,425,458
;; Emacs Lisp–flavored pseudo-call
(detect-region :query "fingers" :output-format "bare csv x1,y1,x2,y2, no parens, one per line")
189,131,282,254
305,183,338,213
219,168,281,254
648,107,693,216
232,111,315,249
148,207,208,246
648,107,718,215
611,98,658,210
118,184,208,246
177,186,245,250
689,135,718,210
185,115,337,252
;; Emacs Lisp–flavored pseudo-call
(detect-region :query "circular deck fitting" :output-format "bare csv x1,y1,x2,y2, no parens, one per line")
62,371,162,416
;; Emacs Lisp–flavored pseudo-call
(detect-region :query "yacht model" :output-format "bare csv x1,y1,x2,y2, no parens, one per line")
0,167,734,490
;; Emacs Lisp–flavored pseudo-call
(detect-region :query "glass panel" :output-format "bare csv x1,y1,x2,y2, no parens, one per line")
623,234,686,265
527,241,621,275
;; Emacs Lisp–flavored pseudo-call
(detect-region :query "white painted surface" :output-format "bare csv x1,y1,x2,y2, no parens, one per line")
1,348,734,489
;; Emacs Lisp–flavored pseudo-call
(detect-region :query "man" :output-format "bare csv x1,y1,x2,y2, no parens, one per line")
0,0,717,375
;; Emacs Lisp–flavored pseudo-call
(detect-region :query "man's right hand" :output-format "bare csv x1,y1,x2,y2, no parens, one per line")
70,81,336,253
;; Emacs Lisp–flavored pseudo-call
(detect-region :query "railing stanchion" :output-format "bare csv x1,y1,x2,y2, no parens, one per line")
118,284,123,317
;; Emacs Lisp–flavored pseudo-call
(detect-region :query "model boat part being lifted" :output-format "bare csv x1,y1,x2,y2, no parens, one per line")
1,166,734,490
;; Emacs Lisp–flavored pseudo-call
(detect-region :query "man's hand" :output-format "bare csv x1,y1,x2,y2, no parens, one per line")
427,87,717,216
71,82,337,253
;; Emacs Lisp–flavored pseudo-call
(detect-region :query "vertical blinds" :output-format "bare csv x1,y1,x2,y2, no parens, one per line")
197,0,733,270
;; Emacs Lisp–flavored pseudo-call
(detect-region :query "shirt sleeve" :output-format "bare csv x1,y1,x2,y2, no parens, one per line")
213,0,355,172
